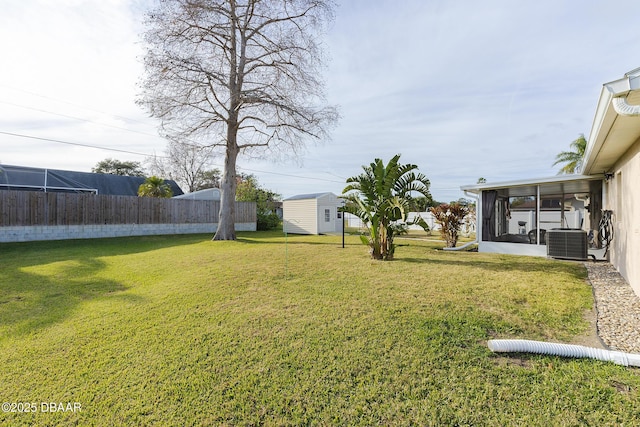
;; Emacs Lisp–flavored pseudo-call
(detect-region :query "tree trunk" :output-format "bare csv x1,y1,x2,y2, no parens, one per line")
213,141,238,241
214,8,240,242
139,2,338,238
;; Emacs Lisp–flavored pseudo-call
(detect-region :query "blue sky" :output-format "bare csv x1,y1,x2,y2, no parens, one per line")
1,0,639,202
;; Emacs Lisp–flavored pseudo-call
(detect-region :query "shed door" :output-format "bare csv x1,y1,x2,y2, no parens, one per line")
318,206,335,233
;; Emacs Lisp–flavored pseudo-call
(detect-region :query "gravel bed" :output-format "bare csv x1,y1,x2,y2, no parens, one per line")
584,262,640,353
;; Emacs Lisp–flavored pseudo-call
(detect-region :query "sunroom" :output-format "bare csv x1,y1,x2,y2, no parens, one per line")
461,174,605,259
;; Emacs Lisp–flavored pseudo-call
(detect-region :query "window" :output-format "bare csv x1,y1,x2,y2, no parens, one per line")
324,208,330,222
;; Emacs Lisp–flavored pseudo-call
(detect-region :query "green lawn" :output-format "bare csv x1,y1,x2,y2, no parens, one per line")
1,232,639,426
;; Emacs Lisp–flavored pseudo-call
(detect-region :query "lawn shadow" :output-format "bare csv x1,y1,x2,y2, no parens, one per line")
0,234,210,263
236,233,362,246
397,254,586,276
0,237,175,339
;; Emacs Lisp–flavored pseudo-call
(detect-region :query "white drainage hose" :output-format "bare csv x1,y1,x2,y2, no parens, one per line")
442,240,478,251
488,339,640,367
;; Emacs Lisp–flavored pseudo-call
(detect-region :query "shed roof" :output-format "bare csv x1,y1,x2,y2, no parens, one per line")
284,192,336,201
0,164,183,196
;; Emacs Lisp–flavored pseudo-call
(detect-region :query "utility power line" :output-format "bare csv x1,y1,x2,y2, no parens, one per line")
0,130,157,157
0,100,163,141
0,130,346,184
0,84,153,127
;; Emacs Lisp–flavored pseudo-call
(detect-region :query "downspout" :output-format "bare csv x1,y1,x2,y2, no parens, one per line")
443,190,479,251
561,193,566,228
612,96,640,116
488,339,640,367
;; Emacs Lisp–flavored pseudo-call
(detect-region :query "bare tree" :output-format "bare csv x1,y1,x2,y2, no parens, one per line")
147,140,220,193
138,0,339,240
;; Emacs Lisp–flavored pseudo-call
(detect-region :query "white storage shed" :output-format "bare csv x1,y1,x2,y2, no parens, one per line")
283,192,344,235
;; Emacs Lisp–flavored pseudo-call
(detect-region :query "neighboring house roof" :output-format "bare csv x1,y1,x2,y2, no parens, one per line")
0,164,184,196
583,67,640,175
173,188,220,200
284,192,337,201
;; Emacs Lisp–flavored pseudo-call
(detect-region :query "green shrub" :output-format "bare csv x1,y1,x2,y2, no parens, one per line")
257,211,281,231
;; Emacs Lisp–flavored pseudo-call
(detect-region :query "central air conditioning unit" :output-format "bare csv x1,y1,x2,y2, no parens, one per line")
546,229,588,261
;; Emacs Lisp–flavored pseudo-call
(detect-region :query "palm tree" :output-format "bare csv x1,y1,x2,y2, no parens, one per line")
137,176,173,198
342,154,431,260
553,134,587,174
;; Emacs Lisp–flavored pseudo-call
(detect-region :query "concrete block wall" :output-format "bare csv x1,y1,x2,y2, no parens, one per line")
0,222,257,243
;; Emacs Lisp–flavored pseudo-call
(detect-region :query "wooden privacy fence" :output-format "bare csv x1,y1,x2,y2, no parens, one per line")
0,190,256,226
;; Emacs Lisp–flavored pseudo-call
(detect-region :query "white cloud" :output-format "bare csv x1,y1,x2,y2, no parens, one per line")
1,0,640,202
0,0,165,171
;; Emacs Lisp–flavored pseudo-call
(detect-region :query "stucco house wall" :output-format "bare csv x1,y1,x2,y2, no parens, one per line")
607,137,640,295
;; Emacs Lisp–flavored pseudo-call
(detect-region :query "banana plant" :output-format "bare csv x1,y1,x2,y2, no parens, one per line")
342,155,431,260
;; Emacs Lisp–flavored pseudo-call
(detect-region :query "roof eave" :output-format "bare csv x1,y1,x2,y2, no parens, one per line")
583,68,640,175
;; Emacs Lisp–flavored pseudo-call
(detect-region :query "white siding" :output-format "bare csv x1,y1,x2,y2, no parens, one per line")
507,210,583,235
283,199,318,234
283,192,344,235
